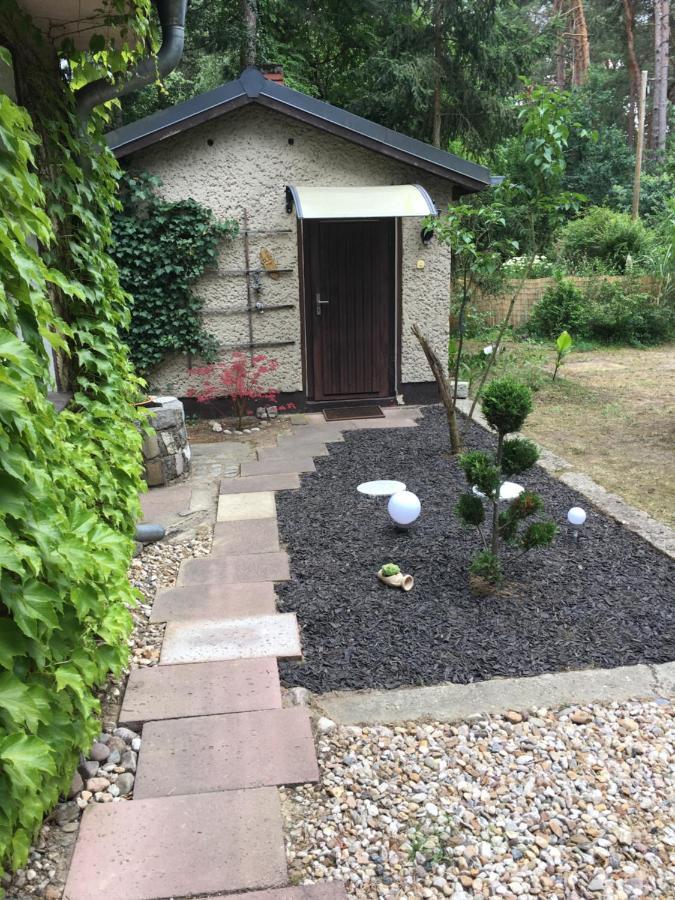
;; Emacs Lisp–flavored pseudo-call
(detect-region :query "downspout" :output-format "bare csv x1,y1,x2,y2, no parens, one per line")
74,0,188,119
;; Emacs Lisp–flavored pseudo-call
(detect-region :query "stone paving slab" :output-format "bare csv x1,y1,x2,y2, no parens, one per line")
219,473,301,494
119,658,282,729
212,518,280,555
178,551,290,585
160,613,302,665
139,484,192,526
63,788,287,900
134,708,319,798
150,582,277,623
258,444,329,460
278,430,344,445
241,457,317,477
217,491,276,521
224,882,348,899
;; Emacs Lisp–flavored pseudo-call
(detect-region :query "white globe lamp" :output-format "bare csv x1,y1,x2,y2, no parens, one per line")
388,491,421,529
567,507,586,526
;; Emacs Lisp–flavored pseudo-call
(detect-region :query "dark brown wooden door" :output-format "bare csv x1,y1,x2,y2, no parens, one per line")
303,219,395,401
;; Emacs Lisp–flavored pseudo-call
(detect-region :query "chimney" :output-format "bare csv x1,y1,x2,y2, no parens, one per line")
261,64,284,84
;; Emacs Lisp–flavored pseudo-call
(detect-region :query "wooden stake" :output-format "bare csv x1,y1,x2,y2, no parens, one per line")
631,69,648,221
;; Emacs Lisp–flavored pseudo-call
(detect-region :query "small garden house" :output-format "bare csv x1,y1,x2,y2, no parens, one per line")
108,67,491,407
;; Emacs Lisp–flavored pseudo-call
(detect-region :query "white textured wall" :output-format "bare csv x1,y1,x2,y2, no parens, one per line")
128,104,453,395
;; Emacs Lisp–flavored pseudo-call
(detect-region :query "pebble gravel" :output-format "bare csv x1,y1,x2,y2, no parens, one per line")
283,698,674,899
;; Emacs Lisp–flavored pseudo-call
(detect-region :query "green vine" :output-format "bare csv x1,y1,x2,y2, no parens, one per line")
0,1,153,882
112,172,239,374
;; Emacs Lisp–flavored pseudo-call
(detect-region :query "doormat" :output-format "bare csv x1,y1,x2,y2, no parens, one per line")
323,406,385,421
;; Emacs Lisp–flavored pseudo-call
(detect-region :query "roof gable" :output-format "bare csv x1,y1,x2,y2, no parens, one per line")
106,67,491,194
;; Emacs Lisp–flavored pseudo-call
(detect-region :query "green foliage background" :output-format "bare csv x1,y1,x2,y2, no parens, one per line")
111,172,238,374
0,2,149,881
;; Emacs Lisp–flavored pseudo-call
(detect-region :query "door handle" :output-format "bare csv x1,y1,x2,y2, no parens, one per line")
315,292,329,316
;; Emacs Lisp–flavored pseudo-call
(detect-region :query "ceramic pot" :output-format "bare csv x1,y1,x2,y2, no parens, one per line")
377,568,414,592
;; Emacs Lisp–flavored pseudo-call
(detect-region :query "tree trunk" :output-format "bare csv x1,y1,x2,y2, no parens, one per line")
553,0,568,88
432,0,443,148
650,0,671,152
412,324,462,454
622,0,641,146
239,0,257,70
570,0,590,86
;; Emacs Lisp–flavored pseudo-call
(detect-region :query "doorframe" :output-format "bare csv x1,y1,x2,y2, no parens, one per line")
297,217,400,404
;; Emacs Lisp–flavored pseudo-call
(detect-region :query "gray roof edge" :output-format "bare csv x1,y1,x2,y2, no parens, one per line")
106,79,247,154
254,70,490,187
106,67,491,189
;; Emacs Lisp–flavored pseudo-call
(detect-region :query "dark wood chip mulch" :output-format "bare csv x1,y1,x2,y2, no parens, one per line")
276,407,675,694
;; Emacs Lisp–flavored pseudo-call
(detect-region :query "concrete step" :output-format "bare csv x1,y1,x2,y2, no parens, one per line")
217,491,276,521
160,612,302,665
257,444,329,461
178,551,290,586
63,788,287,900
220,473,301,495
212,518,280,555
224,885,348,899
240,457,316,477
119,658,282,729
150,582,277,623
134,708,319,799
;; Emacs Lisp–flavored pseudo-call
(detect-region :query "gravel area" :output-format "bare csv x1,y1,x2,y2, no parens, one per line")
276,408,675,693
4,535,210,900
283,698,675,899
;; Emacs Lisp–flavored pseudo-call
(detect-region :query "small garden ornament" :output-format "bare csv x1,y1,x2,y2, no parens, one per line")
455,376,556,586
378,563,414,592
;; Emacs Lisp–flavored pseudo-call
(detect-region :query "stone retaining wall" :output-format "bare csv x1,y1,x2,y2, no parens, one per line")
141,398,191,487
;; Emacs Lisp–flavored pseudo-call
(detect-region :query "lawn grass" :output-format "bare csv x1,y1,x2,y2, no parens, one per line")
463,338,675,527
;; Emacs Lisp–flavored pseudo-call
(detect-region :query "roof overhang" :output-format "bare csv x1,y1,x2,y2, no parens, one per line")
286,184,437,219
106,68,492,195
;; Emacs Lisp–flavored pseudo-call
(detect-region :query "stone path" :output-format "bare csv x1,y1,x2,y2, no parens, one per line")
64,407,420,900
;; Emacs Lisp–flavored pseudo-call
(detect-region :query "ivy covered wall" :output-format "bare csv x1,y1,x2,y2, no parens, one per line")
0,2,147,880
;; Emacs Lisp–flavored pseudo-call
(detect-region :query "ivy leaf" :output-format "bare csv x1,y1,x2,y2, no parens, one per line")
0,734,56,779
0,620,30,668
55,664,87,701
0,672,42,730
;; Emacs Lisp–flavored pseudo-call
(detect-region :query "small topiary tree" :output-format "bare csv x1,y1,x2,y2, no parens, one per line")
455,376,556,584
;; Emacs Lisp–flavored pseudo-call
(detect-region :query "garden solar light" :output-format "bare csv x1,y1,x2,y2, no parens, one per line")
388,490,421,529
567,507,586,526
567,506,586,541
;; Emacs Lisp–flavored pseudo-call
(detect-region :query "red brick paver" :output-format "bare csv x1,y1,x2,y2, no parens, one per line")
134,707,319,799
63,789,287,900
150,581,277,623
224,884,348,899
220,473,301,494
212,517,280,555
178,551,290,585
119,658,282,729
240,456,316,477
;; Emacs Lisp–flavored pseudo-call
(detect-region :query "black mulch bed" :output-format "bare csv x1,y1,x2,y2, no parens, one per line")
275,407,675,693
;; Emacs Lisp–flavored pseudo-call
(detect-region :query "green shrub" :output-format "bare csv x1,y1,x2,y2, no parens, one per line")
526,279,589,340
584,282,674,345
470,550,502,583
501,437,539,476
481,377,533,435
455,378,555,586
556,207,653,274
381,563,401,577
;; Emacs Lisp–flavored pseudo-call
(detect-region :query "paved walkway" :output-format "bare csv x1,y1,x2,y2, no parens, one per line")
64,408,419,900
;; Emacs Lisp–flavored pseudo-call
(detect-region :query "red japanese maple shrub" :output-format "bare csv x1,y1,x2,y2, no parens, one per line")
188,353,293,430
